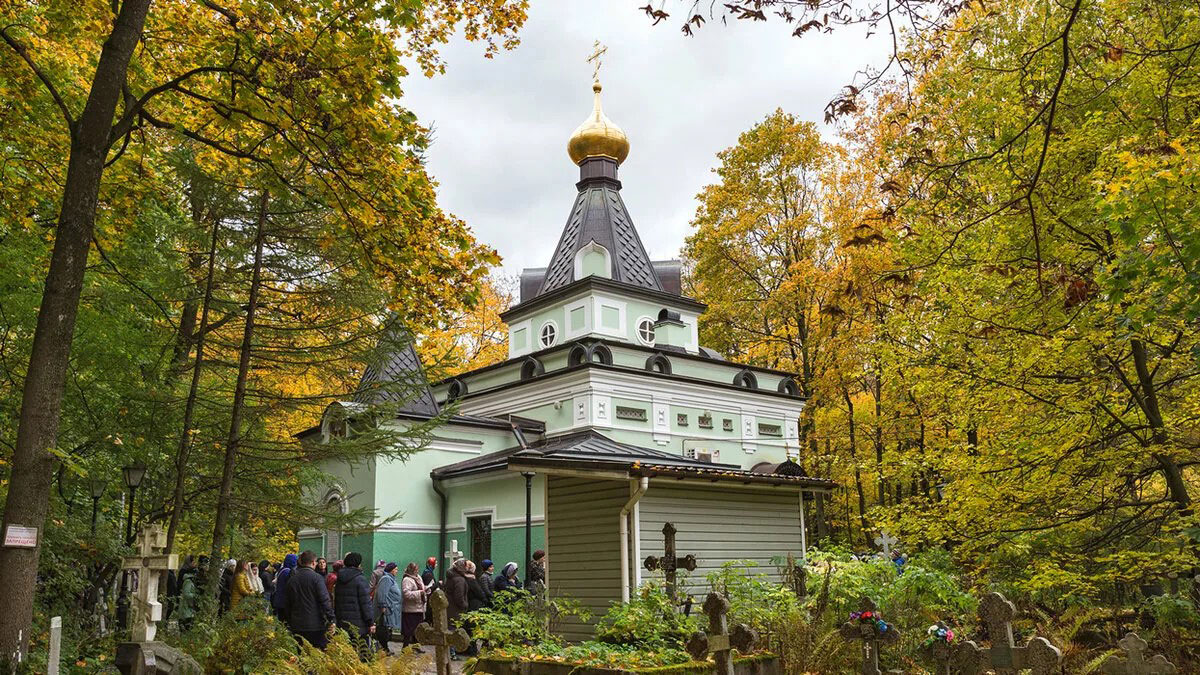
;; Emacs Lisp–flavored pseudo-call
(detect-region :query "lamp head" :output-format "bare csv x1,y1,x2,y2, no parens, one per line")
122,461,147,490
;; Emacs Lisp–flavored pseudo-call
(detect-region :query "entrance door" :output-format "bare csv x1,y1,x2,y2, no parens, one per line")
468,515,492,563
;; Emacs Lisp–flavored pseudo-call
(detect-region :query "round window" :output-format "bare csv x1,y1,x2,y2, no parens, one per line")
636,317,656,345
540,322,558,348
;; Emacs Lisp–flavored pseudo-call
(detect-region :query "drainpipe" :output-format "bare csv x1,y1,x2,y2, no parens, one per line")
433,478,448,583
619,477,649,602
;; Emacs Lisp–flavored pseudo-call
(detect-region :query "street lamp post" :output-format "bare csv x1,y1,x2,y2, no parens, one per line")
89,477,107,535
116,461,147,632
522,471,534,586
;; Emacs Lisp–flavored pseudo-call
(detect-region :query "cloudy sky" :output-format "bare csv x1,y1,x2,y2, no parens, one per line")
402,2,887,279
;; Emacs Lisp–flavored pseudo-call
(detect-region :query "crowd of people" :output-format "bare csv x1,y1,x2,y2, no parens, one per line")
166,547,549,660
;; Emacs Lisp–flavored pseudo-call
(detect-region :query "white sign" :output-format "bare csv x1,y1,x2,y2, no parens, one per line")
4,525,38,548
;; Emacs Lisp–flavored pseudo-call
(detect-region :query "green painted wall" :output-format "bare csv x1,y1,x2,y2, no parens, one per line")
299,536,323,554
366,526,544,574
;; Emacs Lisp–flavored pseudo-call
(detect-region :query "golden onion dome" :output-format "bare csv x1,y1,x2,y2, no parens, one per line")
567,80,630,165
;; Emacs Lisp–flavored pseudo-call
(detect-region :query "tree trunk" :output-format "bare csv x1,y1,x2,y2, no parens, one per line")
1129,338,1191,512
166,214,222,552
207,192,268,597
0,0,152,660
844,389,869,539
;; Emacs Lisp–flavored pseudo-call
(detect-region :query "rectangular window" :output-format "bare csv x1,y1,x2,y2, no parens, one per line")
616,406,647,421
758,423,783,437
698,414,713,429
600,305,621,329
469,515,492,564
512,327,528,350
722,418,734,432
570,306,586,331
677,413,688,427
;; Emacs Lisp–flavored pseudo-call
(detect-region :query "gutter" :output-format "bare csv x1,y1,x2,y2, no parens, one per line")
433,478,448,583
619,477,649,602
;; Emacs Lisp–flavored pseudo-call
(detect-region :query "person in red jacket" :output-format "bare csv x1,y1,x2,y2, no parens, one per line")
326,559,342,600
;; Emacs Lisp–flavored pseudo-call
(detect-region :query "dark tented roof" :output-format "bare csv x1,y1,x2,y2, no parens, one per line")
520,259,682,304
432,429,734,479
536,185,662,297
352,333,440,416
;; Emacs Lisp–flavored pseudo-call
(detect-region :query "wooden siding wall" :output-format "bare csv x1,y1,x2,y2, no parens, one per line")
547,476,627,641
638,484,803,595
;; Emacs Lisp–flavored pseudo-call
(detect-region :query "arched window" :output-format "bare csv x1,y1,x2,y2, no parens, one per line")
323,490,347,561
539,322,558,348
645,353,672,374
635,317,656,346
778,378,800,396
733,369,758,390
446,378,468,402
574,240,611,279
569,344,589,366
521,357,544,380
590,344,613,365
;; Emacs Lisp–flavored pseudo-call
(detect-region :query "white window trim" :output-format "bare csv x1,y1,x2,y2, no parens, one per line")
635,315,656,346
573,240,611,280
509,318,532,358
565,299,591,338
539,320,559,348
592,294,626,338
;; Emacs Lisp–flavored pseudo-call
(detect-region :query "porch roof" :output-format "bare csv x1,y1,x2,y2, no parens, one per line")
431,429,835,489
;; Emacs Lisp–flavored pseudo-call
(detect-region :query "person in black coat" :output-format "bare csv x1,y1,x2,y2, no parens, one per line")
334,552,375,657
259,559,276,609
284,551,336,649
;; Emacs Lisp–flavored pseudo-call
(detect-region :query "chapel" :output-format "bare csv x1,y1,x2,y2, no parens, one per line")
297,78,834,638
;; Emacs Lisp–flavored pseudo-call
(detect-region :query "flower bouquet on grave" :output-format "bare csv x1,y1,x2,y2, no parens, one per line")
921,622,956,660
843,609,894,639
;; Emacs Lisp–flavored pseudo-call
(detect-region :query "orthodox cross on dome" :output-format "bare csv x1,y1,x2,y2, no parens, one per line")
686,593,756,675
1101,632,1177,674
950,592,1062,674
643,522,697,599
587,40,608,82
415,590,470,675
121,524,178,642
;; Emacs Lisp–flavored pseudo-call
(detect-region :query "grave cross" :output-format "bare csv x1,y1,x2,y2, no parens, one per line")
685,593,756,675
838,597,900,675
120,525,178,642
643,522,697,598
1101,632,1177,674
444,539,463,566
950,592,1062,675
873,531,897,558
415,589,470,675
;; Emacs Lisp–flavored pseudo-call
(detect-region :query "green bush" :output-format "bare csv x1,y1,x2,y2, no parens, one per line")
465,589,590,649
595,582,700,649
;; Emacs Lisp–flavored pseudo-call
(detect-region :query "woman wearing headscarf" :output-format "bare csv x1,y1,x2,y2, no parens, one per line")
248,560,265,600
400,562,427,650
444,559,472,660
493,562,521,594
327,559,343,601
374,563,403,655
271,553,298,619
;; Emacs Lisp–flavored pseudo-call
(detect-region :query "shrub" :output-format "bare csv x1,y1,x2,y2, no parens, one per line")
595,582,700,649
466,589,590,649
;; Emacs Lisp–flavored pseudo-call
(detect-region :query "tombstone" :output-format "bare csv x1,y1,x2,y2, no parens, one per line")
922,621,955,675
685,593,756,675
415,589,470,675
1101,632,1177,674
47,617,61,675
643,522,698,598
115,642,201,675
838,597,899,675
121,525,178,642
951,592,1062,675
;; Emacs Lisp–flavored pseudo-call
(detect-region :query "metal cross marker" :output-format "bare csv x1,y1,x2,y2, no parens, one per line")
838,597,900,675
587,40,608,81
874,531,897,558
685,593,756,675
415,589,470,675
120,524,178,642
951,592,1062,675
643,522,698,598
1101,632,1177,674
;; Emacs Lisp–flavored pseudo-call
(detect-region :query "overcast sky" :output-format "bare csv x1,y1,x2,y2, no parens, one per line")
402,1,887,279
